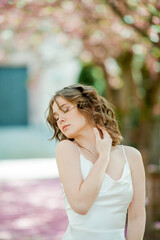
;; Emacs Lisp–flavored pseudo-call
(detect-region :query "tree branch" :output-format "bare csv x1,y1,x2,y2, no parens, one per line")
104,0,159,47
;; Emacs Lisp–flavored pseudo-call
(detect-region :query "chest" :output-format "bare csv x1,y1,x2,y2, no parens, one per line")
79,148,127,181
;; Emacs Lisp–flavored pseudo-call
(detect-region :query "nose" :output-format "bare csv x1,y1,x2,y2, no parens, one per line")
58,115,66,124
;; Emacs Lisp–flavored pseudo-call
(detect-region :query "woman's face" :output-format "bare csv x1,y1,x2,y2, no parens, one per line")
52,96,89,138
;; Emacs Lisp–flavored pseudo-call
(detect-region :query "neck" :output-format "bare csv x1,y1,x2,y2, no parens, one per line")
74,125,98,156
76,141,97,156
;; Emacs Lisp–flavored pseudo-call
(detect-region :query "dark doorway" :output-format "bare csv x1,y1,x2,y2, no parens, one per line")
0,66,28,126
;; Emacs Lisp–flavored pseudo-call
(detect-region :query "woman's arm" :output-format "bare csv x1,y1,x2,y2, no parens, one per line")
125,147,146,240
56,128,112,215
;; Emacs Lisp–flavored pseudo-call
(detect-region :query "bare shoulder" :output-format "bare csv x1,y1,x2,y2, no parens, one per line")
56,139,76,149
56,140,78,156
55,139,85,214
123,145,142,159
122,145,145,173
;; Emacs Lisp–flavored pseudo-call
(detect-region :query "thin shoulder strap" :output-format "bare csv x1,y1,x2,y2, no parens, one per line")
121,145,128,163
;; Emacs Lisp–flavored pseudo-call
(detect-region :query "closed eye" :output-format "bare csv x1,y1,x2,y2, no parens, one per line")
55,117,59,122
63,108,69,113
54,108,70,121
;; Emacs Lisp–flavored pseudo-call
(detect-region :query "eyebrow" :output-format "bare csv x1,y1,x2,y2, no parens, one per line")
53,103,69,116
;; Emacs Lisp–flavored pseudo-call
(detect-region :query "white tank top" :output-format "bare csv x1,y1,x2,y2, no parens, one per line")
61,144,133,240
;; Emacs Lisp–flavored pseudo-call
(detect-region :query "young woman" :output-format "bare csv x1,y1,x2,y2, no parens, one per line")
46,84,146,240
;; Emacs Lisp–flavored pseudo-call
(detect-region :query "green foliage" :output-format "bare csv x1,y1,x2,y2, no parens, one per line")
129,107,141,127
78,64,107,97
152,47,160,58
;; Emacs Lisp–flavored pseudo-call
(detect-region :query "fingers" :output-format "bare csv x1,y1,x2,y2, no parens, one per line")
97,125,106,136
97,125,111,140
97,124,105,132
93,127,101,140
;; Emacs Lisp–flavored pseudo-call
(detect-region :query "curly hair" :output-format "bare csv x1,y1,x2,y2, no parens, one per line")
46,83,123,146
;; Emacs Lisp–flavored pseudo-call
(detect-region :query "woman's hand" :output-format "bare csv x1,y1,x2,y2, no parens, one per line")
93,126,112,157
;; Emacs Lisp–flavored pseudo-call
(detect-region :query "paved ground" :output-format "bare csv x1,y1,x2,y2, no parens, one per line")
0,159,159,239
0,158,59,180
0,159,68,240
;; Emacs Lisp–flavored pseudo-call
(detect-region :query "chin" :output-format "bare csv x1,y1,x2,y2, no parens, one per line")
65,133,74,139
64,130,77,139
63,126,82,139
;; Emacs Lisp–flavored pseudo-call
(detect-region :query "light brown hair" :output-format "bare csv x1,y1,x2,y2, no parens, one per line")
46,84,123,146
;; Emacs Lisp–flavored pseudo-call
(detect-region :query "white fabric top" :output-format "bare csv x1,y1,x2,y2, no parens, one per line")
61,145,133,240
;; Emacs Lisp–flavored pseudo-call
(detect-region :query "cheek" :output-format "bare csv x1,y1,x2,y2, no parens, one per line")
74,111,86,123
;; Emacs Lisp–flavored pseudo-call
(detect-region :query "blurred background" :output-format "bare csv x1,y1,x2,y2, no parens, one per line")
0,0,160,239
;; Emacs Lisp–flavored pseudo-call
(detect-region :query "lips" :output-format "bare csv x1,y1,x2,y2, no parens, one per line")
62,125,70,130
